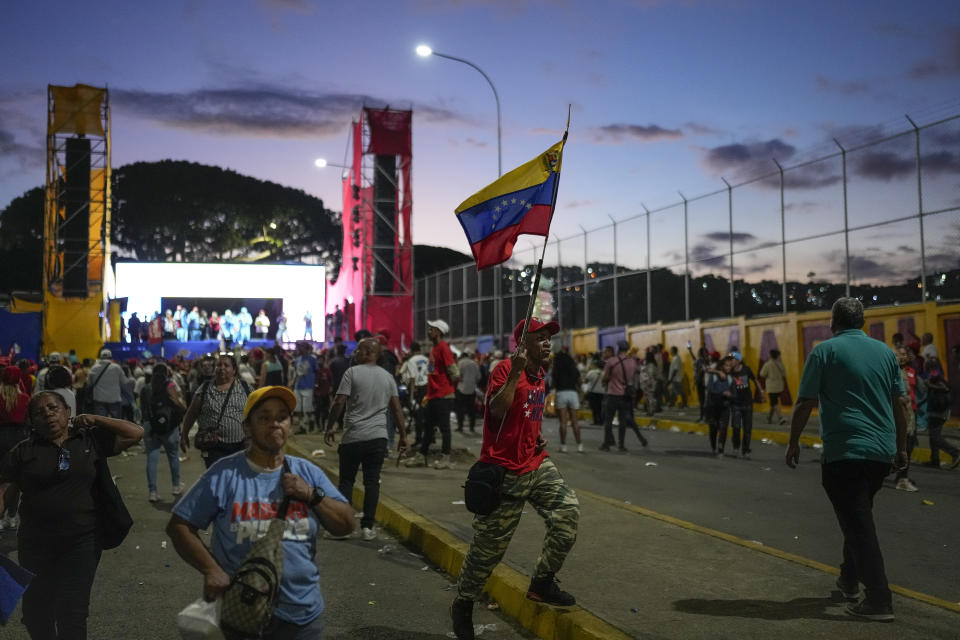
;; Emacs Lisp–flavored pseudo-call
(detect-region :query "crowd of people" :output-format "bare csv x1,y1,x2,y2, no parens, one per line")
120,306,321,346
0,306,957,637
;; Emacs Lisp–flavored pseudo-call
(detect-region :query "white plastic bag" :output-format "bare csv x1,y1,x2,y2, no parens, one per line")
177,598,225,640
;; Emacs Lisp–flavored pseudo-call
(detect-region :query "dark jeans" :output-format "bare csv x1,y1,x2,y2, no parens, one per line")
92,401,123,419
411,386,426,445
454,390,477,432
421,397,453,456
602,395,647,449
927,416,959,464
19,531,102,640
707,401,730,452
587,392,604,425
338,438,387,529
730,404,753,454
821,460,892,607
201,441,246,469
695,383,705,420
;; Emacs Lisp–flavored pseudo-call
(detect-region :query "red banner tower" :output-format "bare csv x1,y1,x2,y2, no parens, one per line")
326,107,413,349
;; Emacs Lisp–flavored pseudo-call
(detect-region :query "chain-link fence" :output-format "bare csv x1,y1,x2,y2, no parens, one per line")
415,114,960,345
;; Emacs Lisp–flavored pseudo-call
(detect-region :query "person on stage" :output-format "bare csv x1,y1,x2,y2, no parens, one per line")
450,318,580,640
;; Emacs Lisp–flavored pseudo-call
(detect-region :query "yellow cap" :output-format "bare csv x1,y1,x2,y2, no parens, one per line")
243,385,297,421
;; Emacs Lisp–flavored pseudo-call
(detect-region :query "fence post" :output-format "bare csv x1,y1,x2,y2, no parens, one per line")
580,225,588,328
833,139,851,298
722,177,734,317
773,159,787,313
555,237,562,328
608,215,619,327
906,114,926,302
642,203,652,324
680,191,690,321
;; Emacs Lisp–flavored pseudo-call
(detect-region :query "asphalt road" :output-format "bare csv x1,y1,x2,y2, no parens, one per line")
529,415,960,605
0,446,533,640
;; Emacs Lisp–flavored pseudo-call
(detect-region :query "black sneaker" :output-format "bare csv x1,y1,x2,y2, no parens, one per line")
846,600,894,622
450,598,475,640
835,577,860,601
527,573,576,606
950,456,960,470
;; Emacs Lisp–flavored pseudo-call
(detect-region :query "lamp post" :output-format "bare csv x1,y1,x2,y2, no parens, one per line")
416,44,502,177
314,158,351,179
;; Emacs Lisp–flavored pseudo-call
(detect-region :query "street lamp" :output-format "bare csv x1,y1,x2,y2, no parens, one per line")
314,158,350,179
416,44,502,177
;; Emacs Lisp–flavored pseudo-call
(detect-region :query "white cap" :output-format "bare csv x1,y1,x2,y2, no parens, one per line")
48,352,62,363
426,319,449,335
99,348,113,360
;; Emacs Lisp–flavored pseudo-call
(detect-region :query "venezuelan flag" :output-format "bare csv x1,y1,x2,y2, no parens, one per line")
455,140,565,269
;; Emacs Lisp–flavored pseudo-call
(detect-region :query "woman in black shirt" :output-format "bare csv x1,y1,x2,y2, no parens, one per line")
0,391,143,639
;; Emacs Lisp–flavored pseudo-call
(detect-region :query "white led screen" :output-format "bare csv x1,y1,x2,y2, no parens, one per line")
114,262,325,341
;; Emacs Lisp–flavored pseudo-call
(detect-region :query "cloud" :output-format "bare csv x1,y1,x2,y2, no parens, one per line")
815,75,871,95
259,0,313,11
586,72,607,87
896,244,918,253
111,86,466,138
853,151,915,180
591,123,683,144
908,27,960,78
563,200,594,209
703,231,756,244
689,243,725,266
0,128,44,172
704,138,795,171
685,121,722,136
733,261,774,276
847,255,903,281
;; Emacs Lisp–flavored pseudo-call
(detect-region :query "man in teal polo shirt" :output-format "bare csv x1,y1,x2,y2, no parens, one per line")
785,297,907,623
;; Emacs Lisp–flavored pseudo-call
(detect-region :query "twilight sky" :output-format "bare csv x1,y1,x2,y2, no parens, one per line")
1,0,958,279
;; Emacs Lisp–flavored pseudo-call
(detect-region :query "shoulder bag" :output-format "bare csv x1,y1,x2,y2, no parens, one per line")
195,381,235,451
219,458,292,639
90,429,133,550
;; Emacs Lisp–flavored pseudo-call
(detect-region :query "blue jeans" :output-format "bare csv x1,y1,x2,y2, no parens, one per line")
176,327,188,341
238,327,251,344
189,329,202,341
145,422,181,493
93,401,123,419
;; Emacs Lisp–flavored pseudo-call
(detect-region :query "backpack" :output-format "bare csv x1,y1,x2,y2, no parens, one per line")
142,384,182,437
928,386,951,412
219,459,293,639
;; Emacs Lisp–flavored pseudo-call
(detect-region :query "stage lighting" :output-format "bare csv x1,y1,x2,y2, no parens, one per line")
314,158,328,168
416,45,432,57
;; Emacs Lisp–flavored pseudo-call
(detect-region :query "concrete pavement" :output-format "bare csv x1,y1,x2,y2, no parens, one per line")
288,412,960,640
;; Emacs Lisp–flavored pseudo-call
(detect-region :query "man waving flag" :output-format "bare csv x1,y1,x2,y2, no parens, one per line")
455,138,565,270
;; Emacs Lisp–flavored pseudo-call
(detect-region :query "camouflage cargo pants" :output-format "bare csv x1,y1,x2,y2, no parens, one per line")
456,457,579,600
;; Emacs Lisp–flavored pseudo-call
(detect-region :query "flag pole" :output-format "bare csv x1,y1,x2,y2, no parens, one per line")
515,106,570,352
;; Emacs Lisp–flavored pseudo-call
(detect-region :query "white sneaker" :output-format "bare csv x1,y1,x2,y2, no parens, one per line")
403,453,427,468
148,491,160,502
6,514,19,530
172,483,185,496
577,443,584,453
559,445,568,453
895,478,918,492
361,527,377,541
432,454,451,470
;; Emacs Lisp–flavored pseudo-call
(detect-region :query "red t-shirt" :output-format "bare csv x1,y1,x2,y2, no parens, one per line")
478,360,548,474
0,391,30,425
427,341,456,399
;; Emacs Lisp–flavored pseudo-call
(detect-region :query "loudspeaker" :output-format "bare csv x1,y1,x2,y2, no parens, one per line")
372,154,396,293
62,136,91,297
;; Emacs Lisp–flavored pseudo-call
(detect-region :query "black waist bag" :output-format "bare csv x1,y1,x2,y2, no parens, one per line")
463,462,506,516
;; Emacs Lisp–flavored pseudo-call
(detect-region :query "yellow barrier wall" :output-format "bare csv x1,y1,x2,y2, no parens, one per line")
43,296,104,361
570,301,960,414
571,328,598,355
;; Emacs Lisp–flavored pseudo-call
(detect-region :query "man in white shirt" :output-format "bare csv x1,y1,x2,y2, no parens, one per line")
85,349,129,418
455,352,481,433
400,342,429,447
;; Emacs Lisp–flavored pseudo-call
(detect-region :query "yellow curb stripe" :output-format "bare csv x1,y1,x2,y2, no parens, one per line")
286,441,633,640
578,488,960,614
597,411,941,462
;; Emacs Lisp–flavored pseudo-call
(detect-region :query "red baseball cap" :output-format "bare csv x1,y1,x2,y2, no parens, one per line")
513,318,560,344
